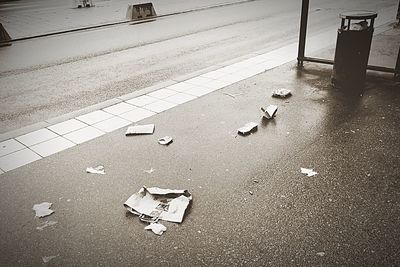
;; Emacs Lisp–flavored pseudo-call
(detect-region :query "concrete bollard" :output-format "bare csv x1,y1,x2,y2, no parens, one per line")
126,3,157,21
0,23,11,47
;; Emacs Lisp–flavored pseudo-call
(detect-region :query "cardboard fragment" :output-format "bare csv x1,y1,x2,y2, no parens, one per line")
124,187,192,223
237,122,258,135
301,168,318,177
144,223,167,235
33,202,54,218
144,168,155,174
86,165,105,174
261,105,278,119
272,89,292,98
125,124,155,136
158,136,173,145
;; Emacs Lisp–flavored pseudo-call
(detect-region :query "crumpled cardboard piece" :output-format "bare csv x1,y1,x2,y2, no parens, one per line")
272,89,292,98
261,105,278,119
144,223,167,235
33,202,54,218
237,122,258,135
301,168,318,177
124,187,192,223
125,124,155,136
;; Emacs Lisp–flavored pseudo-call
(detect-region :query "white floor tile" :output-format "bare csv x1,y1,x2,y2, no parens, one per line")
76,110,114,125
184,76,214,87
143,100,178,113
102,102,137,115
217,74,246,84
30,136,76,157
0,169,3,174
200,70,226,80
0,148,41,172
184,86,215,97
92,116,131,133
126,95,159,107
16,128,58,147
164,93,197,104
147,88,178,99
205,80,232,91
48,119,87,135
63,126,105,144
0,139,26,157
118,108,156,122
166,82,197,92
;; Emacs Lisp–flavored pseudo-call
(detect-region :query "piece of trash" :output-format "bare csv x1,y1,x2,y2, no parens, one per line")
253,180,259,183
42,255,58,263
249,191,254,195
237,122,258,135
316,252,325,257
33,202,54,218
301,168,318,177
158,136,173,145
350,21,368,31
272,89,292,98
315,8,321,11
86,165,105,175
144,223,167,236
144,168,155,174
124,186,192,223
36,220,57,231
125,124,155,136
261,105,278,119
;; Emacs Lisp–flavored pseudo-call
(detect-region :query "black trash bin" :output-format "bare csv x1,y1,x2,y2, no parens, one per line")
331,11,377,89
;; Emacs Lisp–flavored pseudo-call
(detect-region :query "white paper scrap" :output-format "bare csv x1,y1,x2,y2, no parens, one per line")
301,168,318,177
86,165,105,175
272,89,292,98
42,255,58,263
124,186,192,223
125,124,155,136
144,223,167,236
261,105,278,119
158,136,173,145
144,168,155,174
33,202,54,218
36,221,57,231
237,122,258,135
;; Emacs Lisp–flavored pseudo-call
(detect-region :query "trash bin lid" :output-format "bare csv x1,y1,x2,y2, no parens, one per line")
339,11,377,20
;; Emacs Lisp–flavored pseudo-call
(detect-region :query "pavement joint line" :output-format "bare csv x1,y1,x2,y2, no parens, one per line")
0,20,395,174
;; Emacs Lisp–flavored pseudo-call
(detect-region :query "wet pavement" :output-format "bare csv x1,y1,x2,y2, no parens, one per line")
0,25,399,265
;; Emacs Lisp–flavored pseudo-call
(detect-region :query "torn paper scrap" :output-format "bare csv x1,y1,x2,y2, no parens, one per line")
124,186,192,223
33,202,54,218
301,168,318,177
144,223,167,236
316,252,325,257
144,168,155,174
36,221,57,231
158,136,173,145
272,89,292,98
125,124,155,136
237,122,258,135
261,105,278,119
42,255,58,263
86,165,105,174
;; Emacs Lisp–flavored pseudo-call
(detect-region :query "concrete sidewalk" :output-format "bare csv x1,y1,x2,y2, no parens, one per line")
0,27,399,266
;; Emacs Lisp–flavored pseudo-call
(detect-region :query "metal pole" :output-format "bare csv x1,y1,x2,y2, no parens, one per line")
397,0,400,23
297,0,309,67
395,47,400,80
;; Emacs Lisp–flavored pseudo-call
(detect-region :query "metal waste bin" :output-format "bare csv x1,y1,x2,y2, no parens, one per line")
331,11,377,89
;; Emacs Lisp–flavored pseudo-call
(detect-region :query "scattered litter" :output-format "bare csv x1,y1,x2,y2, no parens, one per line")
316,252,325,257
42,255,58,263
223,92,243,98
253,180,259,183
315,8,321,11
249,191,254,195
86,165,105,175
36,220,57,231
124,187,192,223
144,223,167,236
272,89,292,98
66,199,71,202
350,21,368,31
33,202,54,218
237,122,258,135
158,136,173,145
261,105,278,119
125,124,155,136
301,168,318,177
144,168,155,174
